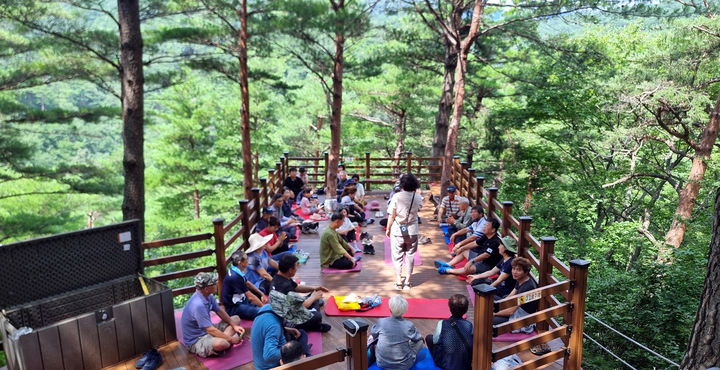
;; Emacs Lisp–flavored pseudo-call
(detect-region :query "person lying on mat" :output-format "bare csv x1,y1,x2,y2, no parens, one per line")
426,294,473,370
445,197,471,241
321,211,361,270
448,205,486,253
493,257,538,334
246,233,279,294
466,236,517,300
369,295,425,370
181,272,245,358
272,254,332,332
221,251,268,320
436,218,502,276
252,291,312,370
299,188,323,215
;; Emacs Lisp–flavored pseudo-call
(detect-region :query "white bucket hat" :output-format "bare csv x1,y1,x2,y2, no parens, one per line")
246,233,274,254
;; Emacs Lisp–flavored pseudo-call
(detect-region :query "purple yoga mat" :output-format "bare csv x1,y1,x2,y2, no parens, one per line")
322,259,362,273
173,310,322,368
383,236,422,266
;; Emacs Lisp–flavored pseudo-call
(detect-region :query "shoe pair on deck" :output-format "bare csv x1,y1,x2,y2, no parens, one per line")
434,260,451,274
135,348,162,370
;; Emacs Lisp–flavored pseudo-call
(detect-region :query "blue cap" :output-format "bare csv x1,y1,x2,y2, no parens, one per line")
447,186,457,192
345,179,356,185
262,206,275,214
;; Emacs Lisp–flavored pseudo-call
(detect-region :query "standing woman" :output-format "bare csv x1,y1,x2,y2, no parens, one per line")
386,173,423,290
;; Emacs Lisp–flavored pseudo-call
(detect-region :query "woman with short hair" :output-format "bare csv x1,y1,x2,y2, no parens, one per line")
386,173,423,290
493,257,538,334
369,295,424,370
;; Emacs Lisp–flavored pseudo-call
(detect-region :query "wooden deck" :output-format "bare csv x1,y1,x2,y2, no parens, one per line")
106,190,563,370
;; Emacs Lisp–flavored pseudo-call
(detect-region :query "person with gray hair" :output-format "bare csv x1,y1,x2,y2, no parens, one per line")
369,295,424,370
180,272,246,357
446,197,472,241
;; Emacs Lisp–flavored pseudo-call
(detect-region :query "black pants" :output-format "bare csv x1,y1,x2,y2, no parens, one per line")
294,310,323,332
425,334,435,354
342,229,357,243
347,208,365,223
330,256,354,269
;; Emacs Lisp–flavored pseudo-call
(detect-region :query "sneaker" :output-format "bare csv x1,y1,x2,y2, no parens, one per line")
403,283,412,291
288,245,297,253
367,219,375,224
394,281,403,290
319,323,332,333
434,260,451,269
135,349,154,369
438,266,449,274
354,255,362,262
141,349,162,370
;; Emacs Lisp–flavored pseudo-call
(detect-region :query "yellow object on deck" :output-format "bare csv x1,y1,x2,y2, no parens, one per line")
139,276,149,295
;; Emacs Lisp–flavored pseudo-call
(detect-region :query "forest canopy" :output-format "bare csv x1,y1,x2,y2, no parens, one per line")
1,0,720,368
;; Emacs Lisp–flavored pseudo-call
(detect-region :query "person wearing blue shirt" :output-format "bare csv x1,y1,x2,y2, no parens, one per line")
252,291,312,370
180,272,245,358
245,233,278,294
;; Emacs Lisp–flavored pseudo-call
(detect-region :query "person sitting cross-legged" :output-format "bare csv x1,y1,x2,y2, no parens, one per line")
448,205,487,252
437,186,461,222
246,233,280,294
426,294,473,370
221,251,269,320
251,290,312,370
466,236,517,300
493,257,538,334
369,295,426,370
181,272,246,358
437,217,502,276
283,167,305,204
321,211,361,270
445,197,472,242
271,193,299,236
272,254,332,332
299,188,323,216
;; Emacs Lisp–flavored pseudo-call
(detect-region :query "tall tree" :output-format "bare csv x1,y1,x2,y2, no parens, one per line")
681,185,720,368
118,0,145,234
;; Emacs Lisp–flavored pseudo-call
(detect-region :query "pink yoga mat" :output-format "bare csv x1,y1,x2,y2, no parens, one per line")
322,259,362,273
325,296,457,319
383,236,422,266
173,310,322,369
493,331,537,342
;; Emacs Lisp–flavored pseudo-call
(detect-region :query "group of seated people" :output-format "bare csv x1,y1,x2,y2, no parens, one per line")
178,176,541,369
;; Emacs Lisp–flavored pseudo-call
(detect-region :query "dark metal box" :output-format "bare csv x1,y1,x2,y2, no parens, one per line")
0,220,176,370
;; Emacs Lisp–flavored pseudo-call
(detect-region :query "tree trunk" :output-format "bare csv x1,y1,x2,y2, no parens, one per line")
238,0,253,199
663,92,720,252
393,109,407,173
439,0,486,196
193,188,200,219
465,140,476,168
326,19,345,196
118,0,144,239
432,45,457,161
681,186,720,368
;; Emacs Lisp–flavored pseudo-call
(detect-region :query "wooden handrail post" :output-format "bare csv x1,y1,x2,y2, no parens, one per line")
365,152,371,191
251,188,261,223
517,216,532,259
275,162,282,192
476,176,485,205
260,178,268,207
459,161,468,197
343,319,369,370
538,236,556,332
501,201,513,236
283,152,290,177
239,200,251,253
213,218,227,288
564,259,591,370
406,151,413,174
268,170,276,195
472,284,495,370
324,151,329,188
467,168,476,203
487,187,498,220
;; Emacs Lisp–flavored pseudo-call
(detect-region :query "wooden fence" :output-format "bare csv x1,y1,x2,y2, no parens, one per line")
140,152,589,369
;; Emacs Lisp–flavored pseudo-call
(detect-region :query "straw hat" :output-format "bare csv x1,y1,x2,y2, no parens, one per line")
246,233,274,254
310,213,323,221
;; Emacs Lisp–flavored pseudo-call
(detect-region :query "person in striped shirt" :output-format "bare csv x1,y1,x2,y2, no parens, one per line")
438,186,461,222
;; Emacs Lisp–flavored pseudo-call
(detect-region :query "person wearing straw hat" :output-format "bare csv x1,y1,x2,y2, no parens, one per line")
180,272,246,358
246,232,279,294
466,235,517,299
251,290,313,370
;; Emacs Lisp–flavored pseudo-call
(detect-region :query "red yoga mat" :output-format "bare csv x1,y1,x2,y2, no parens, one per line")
325,296,455,319
447,242,468,281
296,208,329,221
383,236,422,266
173,310,322,369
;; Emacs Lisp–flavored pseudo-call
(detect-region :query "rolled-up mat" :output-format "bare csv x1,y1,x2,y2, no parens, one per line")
325,296,458,319
383,236,422,265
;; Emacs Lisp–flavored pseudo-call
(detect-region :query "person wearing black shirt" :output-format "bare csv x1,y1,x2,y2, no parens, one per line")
271,254,331,332
438,217,501,276
283,167,305,202
492,257,538,334
467,235,517,299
